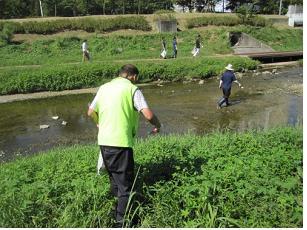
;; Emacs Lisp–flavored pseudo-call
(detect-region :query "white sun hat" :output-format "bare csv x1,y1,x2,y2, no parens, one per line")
225,64,234,71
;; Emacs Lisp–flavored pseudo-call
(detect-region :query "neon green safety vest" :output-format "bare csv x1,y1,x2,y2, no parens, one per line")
94,77,139,147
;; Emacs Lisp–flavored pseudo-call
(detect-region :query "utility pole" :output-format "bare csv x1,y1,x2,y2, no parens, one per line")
279,0,283,15
223,0,225,13
103,0,106,15
39,0,44,17
137,0,141,14
55,0,57,16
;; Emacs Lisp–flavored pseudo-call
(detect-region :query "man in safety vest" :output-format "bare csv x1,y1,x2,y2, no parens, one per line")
87,64,161,227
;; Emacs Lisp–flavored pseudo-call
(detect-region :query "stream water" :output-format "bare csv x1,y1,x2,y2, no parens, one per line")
0,67,303,162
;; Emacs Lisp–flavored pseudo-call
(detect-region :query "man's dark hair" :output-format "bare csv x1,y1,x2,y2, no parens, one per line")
119,64,139,77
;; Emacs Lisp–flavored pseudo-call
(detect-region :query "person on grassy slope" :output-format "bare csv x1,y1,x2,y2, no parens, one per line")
160,37,167,59
192,34,203,57
172,36,178,58
87,64,161,227
82,40,90,62
217,64,243,108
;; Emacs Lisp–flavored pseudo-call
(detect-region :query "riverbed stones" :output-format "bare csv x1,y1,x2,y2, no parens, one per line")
272,69,277,74
52,116,59,120
199,80,205,85
62,121,68,126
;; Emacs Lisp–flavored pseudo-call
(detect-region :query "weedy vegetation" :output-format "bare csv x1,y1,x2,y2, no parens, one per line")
0,16,151,34
0,56,258,95
0,127,303,228
186,14,271,28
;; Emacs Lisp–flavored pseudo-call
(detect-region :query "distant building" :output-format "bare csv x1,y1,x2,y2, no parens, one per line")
287,5,303,27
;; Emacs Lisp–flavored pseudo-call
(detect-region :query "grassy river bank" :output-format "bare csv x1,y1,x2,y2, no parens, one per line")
0,127,302,228
0,25,302,95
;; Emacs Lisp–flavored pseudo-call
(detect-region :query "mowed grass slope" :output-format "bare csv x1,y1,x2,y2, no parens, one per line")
0,127,303,228
0,29,232,67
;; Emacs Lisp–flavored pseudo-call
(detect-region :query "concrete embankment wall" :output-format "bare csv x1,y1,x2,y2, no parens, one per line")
231,32,274,54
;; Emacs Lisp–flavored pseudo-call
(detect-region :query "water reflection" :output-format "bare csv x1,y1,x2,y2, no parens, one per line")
288,96,299,126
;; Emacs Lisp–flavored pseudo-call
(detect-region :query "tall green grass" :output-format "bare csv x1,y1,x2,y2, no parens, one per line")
0,16,151,34
0,127,302,227
186,14,271,28
239,26,303,51
0,56,258,95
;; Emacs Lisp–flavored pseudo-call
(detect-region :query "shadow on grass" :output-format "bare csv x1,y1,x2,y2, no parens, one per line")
125,154,208,227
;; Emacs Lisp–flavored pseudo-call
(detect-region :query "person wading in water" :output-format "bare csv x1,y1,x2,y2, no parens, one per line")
217,64,243,108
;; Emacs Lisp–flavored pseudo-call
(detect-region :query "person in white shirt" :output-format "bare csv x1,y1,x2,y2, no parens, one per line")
82,40,90,62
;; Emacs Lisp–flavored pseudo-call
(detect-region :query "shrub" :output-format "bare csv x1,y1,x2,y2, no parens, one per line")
0,23,14,45
236,5,272,27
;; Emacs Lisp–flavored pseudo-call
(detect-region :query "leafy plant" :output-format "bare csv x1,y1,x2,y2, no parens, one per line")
0,56,258,95
0,127,302,227
0,23,14,46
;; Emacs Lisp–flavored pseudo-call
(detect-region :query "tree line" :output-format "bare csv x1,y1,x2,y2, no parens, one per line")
0,0,303,19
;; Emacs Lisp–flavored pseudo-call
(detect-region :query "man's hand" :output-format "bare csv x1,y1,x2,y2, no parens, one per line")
141,108,161,132
88,107,99,126
152,127,159,133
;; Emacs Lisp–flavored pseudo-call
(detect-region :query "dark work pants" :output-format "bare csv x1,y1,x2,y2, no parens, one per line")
100,146,134,223
173,49,177,58
218,88,231,107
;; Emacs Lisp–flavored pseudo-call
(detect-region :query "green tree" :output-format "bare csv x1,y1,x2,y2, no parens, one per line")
0,0,40,18
0,23,14,45
57,0,87,16
0,0,175,18
197,0,221,12
94,0,108,15
227,0,303,14
176,0,194,12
